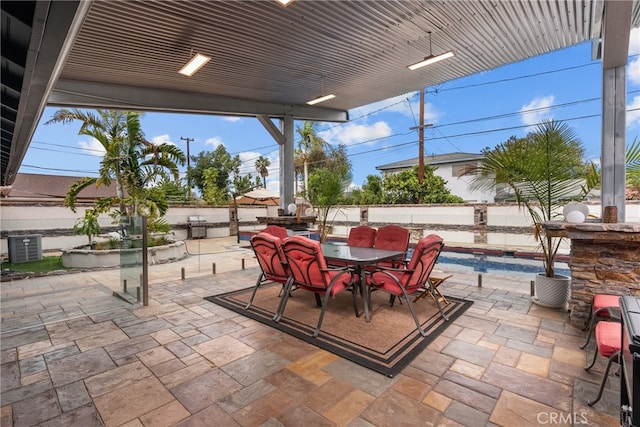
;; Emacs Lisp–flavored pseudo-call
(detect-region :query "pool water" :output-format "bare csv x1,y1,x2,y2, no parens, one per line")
430,251,571,278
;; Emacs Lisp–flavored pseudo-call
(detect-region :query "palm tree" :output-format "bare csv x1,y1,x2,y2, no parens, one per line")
296,121,321,195
254,156,271,188
468,119,599,278
46,109,185,219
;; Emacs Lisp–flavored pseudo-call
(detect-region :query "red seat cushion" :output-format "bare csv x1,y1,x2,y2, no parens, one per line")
593,294,620,317
593,294,621,314
595,321,621,357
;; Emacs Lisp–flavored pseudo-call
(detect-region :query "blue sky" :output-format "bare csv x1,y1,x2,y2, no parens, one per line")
21,29,640,194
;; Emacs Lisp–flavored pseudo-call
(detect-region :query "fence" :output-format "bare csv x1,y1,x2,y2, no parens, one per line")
1,200,639,256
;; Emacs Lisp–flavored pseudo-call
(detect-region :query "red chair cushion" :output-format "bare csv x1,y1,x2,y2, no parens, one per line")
348,226,377,248
595,321,621,357
593,294,621,316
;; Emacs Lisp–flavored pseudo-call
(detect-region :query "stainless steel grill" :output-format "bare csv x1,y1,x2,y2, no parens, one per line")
187,216,206,239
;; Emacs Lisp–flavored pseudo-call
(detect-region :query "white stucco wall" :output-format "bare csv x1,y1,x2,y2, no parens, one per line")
2,201,638,256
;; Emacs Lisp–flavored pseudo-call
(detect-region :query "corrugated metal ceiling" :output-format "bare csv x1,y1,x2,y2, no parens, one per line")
57,0,607,113
3,0,640,187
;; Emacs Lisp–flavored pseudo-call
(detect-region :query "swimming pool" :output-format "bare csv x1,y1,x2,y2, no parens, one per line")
433,251,571,278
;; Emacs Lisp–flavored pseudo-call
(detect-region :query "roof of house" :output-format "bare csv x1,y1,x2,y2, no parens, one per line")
1,173,119,200
376,152,485,172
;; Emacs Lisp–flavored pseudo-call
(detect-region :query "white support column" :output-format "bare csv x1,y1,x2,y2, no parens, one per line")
601,65,626,222
257,115,295,209
280,117,295,208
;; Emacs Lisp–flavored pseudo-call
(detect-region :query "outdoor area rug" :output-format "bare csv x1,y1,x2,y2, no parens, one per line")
205,283,473,377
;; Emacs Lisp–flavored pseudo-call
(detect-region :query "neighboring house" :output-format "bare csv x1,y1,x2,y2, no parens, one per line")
0,173,119,201
376,152,495,203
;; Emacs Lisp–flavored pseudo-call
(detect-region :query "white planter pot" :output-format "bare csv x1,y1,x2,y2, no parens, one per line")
532,273,571,309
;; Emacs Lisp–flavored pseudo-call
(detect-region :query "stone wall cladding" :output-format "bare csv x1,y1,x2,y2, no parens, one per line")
564,223,640,327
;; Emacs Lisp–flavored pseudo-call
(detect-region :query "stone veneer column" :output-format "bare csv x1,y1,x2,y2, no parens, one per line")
474,204,488,244
545,222,640,328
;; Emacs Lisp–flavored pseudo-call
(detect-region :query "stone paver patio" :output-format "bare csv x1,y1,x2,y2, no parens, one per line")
0,237,621,426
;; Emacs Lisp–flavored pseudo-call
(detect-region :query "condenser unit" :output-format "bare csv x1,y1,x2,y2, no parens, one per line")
8,235,43,263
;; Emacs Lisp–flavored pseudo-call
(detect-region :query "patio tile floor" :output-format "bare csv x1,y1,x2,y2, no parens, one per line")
0,237,622,426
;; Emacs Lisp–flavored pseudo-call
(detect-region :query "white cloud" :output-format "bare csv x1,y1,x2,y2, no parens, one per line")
628,57,640,87
520,95,555,129
320,121,392,146
350,93,414,118
223,116,241,122
627,95,640,129
78,138,105,157
237,150,280,184
205,137,224,148
151,134,175,145
349,92,441,123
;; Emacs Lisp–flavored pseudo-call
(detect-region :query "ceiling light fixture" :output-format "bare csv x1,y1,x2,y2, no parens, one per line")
275,0,295,6
306,94,335,105
306,75,335,105
178,53,211,76
407,32,454,71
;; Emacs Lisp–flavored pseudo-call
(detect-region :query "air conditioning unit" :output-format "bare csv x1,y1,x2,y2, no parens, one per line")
8,235,43,263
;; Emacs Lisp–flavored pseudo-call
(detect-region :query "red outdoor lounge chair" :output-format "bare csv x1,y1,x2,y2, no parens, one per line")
347,225,377,248
365,234,446,336
374,225,410,268
277,236,358,337
246,232,290,310
260,224,289,239
584,320,621,406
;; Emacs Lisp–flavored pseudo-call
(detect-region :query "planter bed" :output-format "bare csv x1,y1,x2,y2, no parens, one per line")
62,241,187,268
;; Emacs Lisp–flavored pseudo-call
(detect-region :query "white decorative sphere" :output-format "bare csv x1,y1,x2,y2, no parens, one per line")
287,203,297,214
565,210,586,224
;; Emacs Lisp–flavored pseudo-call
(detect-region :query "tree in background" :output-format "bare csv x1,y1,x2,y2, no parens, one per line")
202,168,230,205
382,166,464,204
188,145,241,195
307,143,352,242
627,137,640,200
254,156,271,188
46,109,185,223
295,121,319,194
356,174,385,205
150,176,189,204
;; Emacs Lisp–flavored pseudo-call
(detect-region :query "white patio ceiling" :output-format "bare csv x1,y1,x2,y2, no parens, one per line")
2,0,639,187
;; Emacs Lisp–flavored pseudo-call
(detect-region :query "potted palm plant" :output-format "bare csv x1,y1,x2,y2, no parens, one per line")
469,120,599,308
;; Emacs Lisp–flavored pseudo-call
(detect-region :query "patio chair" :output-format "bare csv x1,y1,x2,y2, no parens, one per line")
260,224,289,239
276,236,358,337
580,293,621,349
584,320,621,406
246,232,290,310
374,225,410,268
365,234,446,336
347,225,377,248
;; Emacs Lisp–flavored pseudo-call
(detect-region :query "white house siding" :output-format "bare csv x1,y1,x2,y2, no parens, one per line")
367,206,475,225
433,165,495,203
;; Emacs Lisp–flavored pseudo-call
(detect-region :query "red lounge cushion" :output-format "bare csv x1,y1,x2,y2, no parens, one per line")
593,294,621,314
595,321,621,357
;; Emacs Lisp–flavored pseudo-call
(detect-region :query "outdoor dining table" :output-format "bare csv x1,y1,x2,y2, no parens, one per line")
321,243,406,322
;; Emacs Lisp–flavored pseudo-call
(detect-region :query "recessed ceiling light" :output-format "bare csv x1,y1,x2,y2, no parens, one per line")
179,53,211,76
306,94,336,105
276,0,295,6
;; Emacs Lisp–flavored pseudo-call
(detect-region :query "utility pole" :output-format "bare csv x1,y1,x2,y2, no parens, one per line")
180,137,194,200
409,88,432,203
